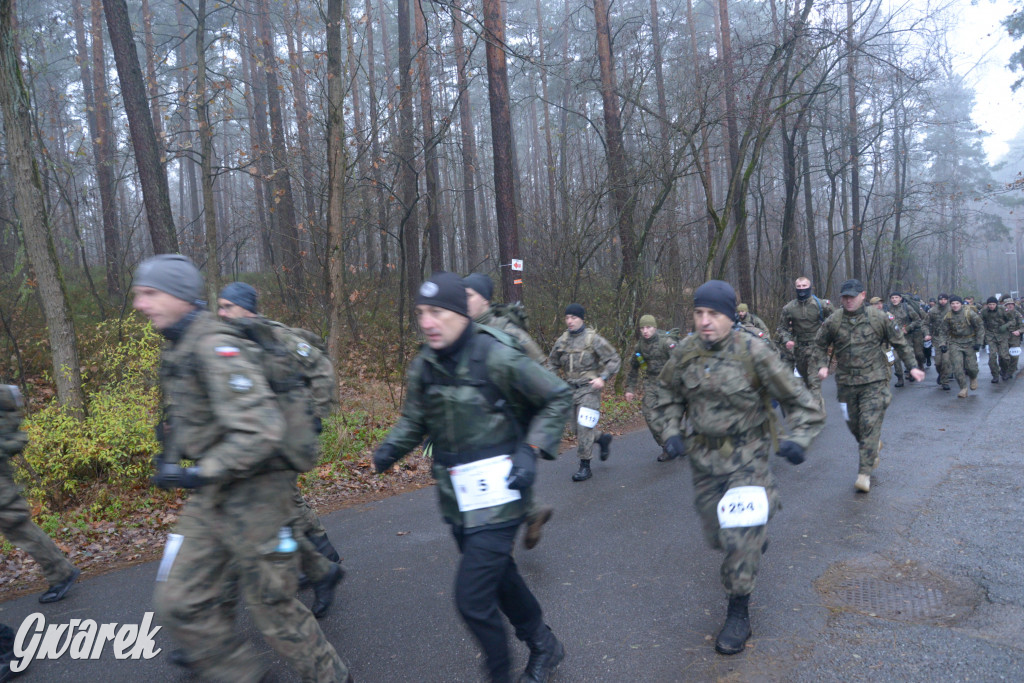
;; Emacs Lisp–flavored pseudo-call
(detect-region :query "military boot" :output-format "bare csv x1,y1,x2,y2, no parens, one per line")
992,376,999,383
312,562,345,618
855,473,871,492
307,530,341,563
714,594,752,655
597,433,613,461
571,459,592,482
519,624,564,683
970,377,978,390
523,506,554,550
894,377,904,387
957,388,968,398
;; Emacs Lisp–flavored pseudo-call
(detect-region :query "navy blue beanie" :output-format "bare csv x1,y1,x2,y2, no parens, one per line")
218,282,259,314
693,280,737,319
463,273,494,302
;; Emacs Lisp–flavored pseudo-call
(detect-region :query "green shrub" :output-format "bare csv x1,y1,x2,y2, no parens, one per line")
17,318,162,508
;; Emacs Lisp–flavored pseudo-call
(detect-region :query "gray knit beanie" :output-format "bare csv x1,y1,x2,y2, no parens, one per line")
133,254,205,305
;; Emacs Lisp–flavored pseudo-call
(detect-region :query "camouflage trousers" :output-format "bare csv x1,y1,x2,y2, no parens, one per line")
640,379,665,449
691,450,780,597
836,380,891,476
934,346,951,385
792,342,823,404
1009,343,1021,375
948,344,979,390
986,337,1011,378
910,331,926,369
0,462,76,586
154,470,347,683
571,387,605,461
291,483,337,583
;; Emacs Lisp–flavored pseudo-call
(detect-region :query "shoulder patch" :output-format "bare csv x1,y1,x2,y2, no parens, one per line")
228,374,254,392
215,345,240,357
886,313,895,321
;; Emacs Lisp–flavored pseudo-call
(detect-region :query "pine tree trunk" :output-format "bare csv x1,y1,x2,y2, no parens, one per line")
195,0,219,296
451,0,480,272
397,0,421,307
101,0,177,254
0,0,85,416
415,0,442,273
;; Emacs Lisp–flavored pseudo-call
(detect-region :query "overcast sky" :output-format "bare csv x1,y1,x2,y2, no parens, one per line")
951,0,1024,161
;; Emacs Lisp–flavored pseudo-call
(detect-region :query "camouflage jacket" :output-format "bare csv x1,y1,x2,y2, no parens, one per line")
474,308,545,363
935,307,985,349
1005,308,1024,345
652,330,823,475
738,312,771,336
778,296,834,346
159,310,286,484
548,326,621,388
886,301,926,337
0,384,27,460
979,306,1013,343
812,305,916,386
383,324,572,529
927,303,949,339
625,330,678,392
262,318,338,419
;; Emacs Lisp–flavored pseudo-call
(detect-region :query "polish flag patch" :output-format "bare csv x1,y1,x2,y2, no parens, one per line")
215,346,240,357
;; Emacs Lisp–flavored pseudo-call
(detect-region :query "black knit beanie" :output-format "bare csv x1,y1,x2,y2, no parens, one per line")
463,273,494,302
415,272,468,316
693,280,736,319
565,303,585,319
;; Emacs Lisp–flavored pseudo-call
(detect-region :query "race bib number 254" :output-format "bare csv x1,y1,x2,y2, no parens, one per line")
717,486,769,529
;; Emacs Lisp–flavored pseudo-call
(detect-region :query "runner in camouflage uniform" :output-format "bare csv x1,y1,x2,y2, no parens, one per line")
778,277,834,409
0,385,80,603
624,315,679,461
979,296,1013,382
1003,298,1024,377
935,295,984,399
134,255,348,683
652,280,823,656
813,280,923,493
548,304,621,482
217,282,344,618
885,292,925,387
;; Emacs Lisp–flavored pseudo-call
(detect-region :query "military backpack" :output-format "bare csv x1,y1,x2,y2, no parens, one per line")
225,318,321,472
491,301,529,332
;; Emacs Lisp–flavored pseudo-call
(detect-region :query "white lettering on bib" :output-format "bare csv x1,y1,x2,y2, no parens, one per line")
839,402,849,421
577,406,600,428
717,486,769,529
448,455,521,512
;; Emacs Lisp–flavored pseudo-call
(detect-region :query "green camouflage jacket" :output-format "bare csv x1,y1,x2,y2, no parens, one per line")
1005,307,1024,345
474,308,545,363
625,330,678,392
886,301,926,337
159,311,286,484
262,318,338,419
979,306,1013,343
778,295,834,346
738,312,771,336
383,325,572,529
927,303,949,339
548,326,621,388
812,305,916,385
935,307,985,349
652,330,823,475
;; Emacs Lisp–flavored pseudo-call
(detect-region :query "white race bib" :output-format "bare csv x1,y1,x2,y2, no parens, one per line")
839,402,849,421
1012,347,1021,357
156,533,184,582
977,352,981,363
577,406,600,428
793,367,801,378
448,455,521,512
717,486,769,529
885,349,895,363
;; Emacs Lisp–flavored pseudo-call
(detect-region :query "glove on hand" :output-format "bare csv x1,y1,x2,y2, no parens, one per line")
973,344,982,352
664,435,686,460
152,462,204,489
939,345,948,354
776,440,805,465
505,444,538,491
373,443,399,473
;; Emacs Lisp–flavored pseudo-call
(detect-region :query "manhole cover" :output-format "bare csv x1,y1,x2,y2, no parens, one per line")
816,554,981,625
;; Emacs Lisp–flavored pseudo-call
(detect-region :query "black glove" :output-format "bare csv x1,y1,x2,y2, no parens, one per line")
373,443,400,473
152,462,205,489
312,416,323,434
664,435,686,460
973,344,982,352
505,444,537,491
939,345,947,353
776,440,805,465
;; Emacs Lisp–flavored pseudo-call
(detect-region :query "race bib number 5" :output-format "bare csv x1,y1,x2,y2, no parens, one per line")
717,486,769,529
449,455,521,512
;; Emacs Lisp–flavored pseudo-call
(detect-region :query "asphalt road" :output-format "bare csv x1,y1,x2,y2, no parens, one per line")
2,359,1024,682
